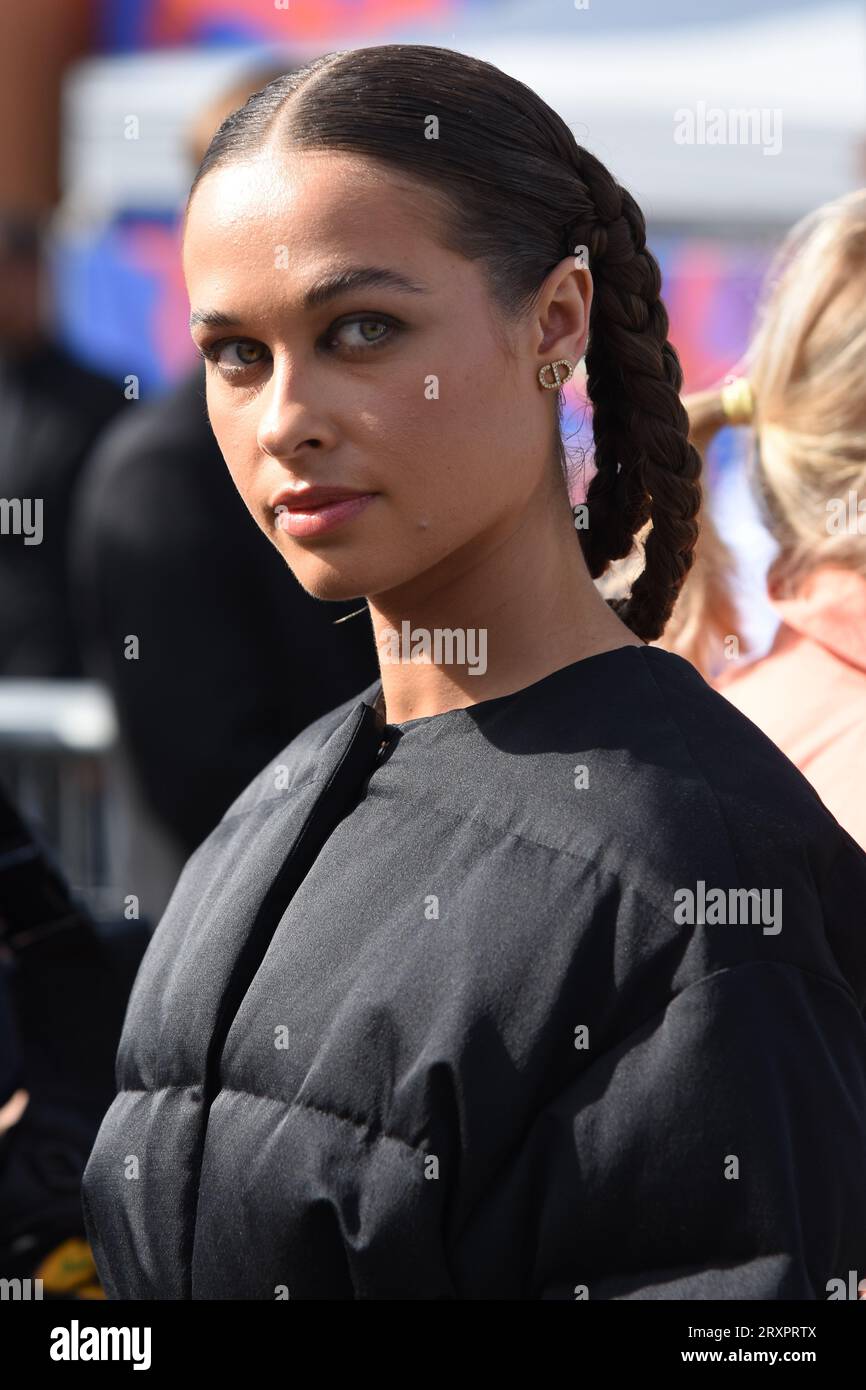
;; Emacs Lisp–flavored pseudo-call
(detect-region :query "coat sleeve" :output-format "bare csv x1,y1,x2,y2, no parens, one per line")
453,961,866,1299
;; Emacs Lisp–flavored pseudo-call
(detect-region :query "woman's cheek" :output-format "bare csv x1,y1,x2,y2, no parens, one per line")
207,408,263,515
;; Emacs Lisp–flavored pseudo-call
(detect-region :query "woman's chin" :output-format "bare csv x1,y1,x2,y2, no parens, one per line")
275,534,425,602
281,553,377,604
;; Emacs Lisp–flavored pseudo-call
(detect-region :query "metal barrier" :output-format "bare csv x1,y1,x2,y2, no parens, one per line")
0,680,123,918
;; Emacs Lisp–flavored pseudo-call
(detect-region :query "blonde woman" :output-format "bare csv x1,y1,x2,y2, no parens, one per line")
684,192,866,849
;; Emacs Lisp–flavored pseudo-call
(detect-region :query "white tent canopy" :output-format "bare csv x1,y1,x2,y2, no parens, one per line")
471,4,865,225
61,2,865,227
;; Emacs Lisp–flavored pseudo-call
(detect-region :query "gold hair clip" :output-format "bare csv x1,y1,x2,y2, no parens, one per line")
720,377,754,425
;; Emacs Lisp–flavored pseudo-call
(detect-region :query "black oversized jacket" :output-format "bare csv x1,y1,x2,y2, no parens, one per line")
81,645,866,1299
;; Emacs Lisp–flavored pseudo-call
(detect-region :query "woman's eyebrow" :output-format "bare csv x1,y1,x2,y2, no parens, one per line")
189,308,239,330
189,265,429,331
303,266,429,308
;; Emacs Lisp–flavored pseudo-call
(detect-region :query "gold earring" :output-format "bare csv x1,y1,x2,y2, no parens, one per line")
538,359,575,390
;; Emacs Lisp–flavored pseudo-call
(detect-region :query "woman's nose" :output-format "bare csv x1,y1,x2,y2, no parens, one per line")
256,367,330,459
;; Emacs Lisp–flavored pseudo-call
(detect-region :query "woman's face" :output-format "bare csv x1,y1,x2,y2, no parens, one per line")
183,150,572,604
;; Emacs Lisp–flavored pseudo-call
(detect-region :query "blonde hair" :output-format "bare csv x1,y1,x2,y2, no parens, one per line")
687,189,866,599
597,492,743,680
597,371,745,677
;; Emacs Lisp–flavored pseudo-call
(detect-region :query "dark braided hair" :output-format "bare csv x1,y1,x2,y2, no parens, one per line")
575,148,702,638
188,44,702,642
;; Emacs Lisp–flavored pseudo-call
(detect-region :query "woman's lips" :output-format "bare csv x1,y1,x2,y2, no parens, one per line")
275,493,378,538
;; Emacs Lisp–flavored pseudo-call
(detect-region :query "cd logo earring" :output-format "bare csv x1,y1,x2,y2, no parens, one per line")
538,359,575,390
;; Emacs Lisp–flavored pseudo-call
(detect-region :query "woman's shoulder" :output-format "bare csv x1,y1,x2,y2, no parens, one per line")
490,644,837,833
621,645,857,877
475,644,863,919
485,644,866,1007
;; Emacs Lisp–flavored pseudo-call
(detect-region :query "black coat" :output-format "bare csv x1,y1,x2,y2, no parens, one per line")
81,645,866,1299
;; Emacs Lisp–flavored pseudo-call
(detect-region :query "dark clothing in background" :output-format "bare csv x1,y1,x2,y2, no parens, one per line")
82,646,866,1299
0,780,147,1291
70,366,379,859
0,342,121,676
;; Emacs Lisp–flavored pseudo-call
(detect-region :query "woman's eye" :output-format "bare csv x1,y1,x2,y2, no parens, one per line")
208,340,269,371
328,317,395,351
200,316,397,377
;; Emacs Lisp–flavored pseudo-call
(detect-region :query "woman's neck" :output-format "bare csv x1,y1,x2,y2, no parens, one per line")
367,494,642,725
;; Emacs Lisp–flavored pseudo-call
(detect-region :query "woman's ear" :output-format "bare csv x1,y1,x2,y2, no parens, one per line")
535,257,592,366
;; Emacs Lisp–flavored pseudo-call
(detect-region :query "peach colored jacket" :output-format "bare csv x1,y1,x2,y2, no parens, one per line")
716,567,866,850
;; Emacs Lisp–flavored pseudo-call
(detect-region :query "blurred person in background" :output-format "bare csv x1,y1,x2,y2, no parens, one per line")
0,779,147,1298
0,0,120,676
70,61,380,872
0,214,122,675
685,191,866,850
0,0,146,1304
